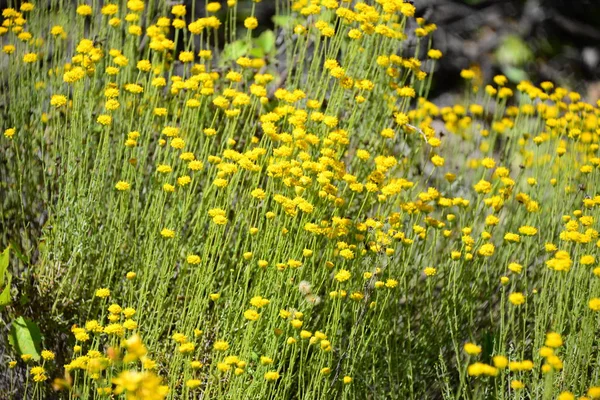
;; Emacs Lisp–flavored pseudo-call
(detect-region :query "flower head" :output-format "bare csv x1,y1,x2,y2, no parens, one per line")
334,269,351,282
115,181,130,191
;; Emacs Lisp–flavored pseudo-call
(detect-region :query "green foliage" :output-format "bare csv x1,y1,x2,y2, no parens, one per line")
8,316,42,361
495,35,534,82
0,247,11,307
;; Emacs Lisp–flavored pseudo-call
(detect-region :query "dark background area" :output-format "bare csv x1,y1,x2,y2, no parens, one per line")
419,0,600,102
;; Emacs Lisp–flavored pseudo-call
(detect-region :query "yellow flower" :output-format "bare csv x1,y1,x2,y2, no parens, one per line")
539,346,554,358
190,360,203,369
179,51,194,63
31,366,45,375
394,112,409,126
588,387,600,399
431,155,445,167
125,83,143,94
545,332,563,348
50,95,68,107
76,5,93,16
212,215,228,225
467,362,498,376
264,371,280,381
112,370,167,399
104,323,124,336
508,263,523,274
518,226,537,236
460,69,475,80
581,255,595,265
492,355,508,368
4,128,16,139
206,2,221,12
557,392,575,400
385,279,399,288
339,249,354,259
178,342,195,354
216,362,230,372
187,255,201,264
186,99,201,108
177,176,191,186
250,296,270,308
172,332,187,344
474,179,492,194
101,4,118,15
504,233,520,243
260,356,273,365
95,288,110,298
244,17,258,30
348,29,361,39
243,309,260,321
123,319,137,330
477,243,495,257
160,228,175,238
213,178,228,188
156,164,173,174
463,342,481,355
186,379,201,389
115,181,130,191
334,269,351,282
128,25,142,36
172,4,186,16
213,340,229,351
508,292,525,306
589,298,600,311
107,304,122,314
3,45,16,54
290,319,303,329
427,49,442,59
23,53,38,63
96,115,112,126
137,60,152,72
510,380,524,390
20,2,34,12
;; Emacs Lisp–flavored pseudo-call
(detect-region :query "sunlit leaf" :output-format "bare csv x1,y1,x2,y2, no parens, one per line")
8,317,42,361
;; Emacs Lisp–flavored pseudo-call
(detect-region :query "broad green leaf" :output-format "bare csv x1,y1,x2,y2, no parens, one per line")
220,40,250,63
495,35,533,67
38,240,46,254
0,247,8,287
272,15,294,28
255,30,275,54
0,247,13,307
0,272,11,307
9,241,29,265
249,47,265,58
8,317,42,361
19,292,30,306
502,65,529,83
